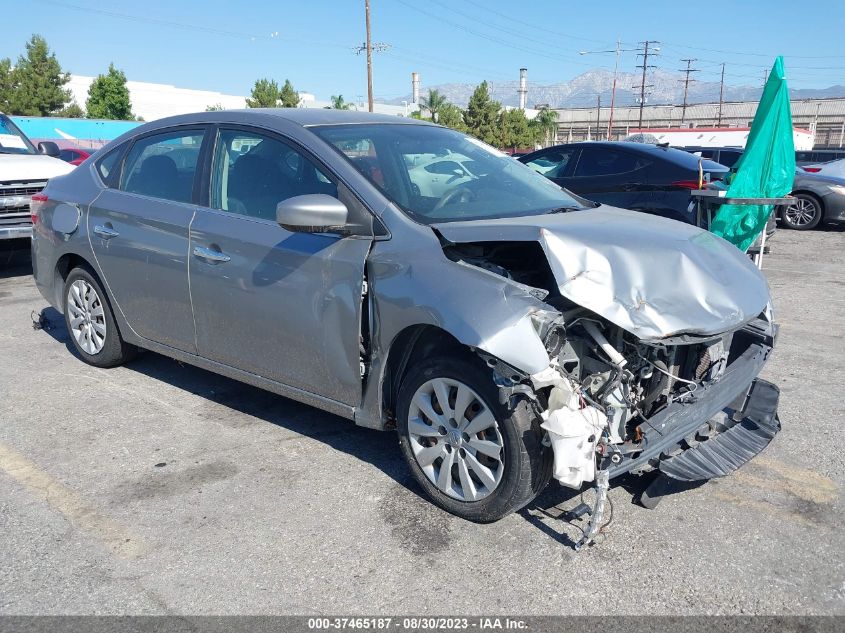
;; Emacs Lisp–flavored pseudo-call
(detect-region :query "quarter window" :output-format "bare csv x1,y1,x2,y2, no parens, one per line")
524,148,575,178
210,129,338,221
119,130,204,203
95,145,124,184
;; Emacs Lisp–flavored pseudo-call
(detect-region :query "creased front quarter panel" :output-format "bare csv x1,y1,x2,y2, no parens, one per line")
368,246,551,373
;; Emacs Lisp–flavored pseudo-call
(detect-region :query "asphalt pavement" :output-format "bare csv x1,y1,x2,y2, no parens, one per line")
0,229,843,615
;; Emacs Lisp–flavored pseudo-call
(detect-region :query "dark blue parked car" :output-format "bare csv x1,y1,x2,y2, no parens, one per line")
519,141,729,224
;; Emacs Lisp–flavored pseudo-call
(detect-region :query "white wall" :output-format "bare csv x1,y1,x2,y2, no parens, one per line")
68,75,409,121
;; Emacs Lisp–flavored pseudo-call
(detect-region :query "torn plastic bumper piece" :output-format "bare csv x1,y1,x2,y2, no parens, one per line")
658,379,780,481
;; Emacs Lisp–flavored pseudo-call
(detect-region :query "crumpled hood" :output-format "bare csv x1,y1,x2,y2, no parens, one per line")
434,206,771,340
0,153,74,182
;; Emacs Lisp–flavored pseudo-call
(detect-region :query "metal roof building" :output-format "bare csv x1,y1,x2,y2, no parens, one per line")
551,98,845,148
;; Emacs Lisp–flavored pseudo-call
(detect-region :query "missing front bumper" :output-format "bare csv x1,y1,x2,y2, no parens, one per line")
607,332,777,481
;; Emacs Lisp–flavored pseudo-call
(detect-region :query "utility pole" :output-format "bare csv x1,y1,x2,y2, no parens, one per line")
354,2,389,113
717,63,726,127
679,58,699,124
365,0,373,112
634,40,660,131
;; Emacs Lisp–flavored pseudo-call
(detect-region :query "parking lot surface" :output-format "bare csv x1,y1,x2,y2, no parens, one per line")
0,230,843,616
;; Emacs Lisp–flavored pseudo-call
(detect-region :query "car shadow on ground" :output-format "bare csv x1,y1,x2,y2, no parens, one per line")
35,306,427,499
36,303,660,548
0,240,34,279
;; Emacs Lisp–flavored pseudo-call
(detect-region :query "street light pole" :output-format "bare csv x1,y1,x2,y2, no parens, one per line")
580,40,637,141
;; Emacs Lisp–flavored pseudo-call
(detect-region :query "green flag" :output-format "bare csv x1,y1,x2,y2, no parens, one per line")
710,56,795,251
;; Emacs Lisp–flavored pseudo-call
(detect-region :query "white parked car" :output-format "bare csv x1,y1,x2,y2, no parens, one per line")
1,112,74,240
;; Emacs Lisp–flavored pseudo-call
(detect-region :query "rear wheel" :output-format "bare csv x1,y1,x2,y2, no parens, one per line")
782,193,822,230
397,355,552,523
63,266,136,367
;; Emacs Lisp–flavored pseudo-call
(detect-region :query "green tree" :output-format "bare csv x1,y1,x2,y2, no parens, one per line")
437,103,467,132
330,94,351,110
420,88,448,122
499,108,533,149
57,101,85,118
464,81,501,146
7,35,71,116
205,103,224,111
279,79,299,108
530,106,558,146
246,78,281,108
0,58,13,112
86,64,134,120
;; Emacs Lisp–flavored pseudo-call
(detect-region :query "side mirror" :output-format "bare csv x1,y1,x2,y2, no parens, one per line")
276,194,349,234
38,141,61,158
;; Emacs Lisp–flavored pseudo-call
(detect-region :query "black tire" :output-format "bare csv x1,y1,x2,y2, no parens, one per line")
781,193,822,230
63,266,136,368
397,354,552,523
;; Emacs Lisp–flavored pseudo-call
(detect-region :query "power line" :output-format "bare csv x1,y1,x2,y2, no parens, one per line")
678,58,699,123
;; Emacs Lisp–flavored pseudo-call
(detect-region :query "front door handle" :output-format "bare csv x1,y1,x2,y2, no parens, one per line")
193,245,231,263
93,225,119,240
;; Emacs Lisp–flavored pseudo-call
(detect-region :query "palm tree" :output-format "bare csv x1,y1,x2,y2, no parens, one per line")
420,88,448,122
330,95,351,110
532,107,559,146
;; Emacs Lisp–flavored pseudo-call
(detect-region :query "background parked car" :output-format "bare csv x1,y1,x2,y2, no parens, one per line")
519,141,728,223
795,149,845,166
58,146,95,166
782,170,845,229
800,157,845,179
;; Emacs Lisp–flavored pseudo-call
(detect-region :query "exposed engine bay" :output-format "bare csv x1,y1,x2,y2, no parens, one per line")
443,237,779,548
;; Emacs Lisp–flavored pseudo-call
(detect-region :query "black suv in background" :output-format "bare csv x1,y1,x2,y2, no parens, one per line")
519,141,728,224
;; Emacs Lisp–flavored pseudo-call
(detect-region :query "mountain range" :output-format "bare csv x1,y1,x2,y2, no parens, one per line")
387,69,845,109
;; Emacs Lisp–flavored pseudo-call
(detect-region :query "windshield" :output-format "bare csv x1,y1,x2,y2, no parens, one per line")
312,123,589,224
0,115,37,155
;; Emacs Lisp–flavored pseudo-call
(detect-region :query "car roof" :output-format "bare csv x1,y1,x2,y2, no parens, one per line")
523,141,728,170
141,108,434,130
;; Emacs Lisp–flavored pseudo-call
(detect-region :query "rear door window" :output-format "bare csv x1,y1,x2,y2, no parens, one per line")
573,148,648,177
119,129,205,203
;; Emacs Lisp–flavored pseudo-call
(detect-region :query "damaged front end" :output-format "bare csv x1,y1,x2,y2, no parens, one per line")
436,209,780,547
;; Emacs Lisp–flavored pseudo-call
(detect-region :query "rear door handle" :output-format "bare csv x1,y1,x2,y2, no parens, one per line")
93,225,119,240
193,245,231,263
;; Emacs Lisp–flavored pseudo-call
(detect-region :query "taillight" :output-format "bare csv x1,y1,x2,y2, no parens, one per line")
802,167,821,173
671,180,703,190
30,193,48,225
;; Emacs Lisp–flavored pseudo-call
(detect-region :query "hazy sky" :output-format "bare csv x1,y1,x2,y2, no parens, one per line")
4,0,844,101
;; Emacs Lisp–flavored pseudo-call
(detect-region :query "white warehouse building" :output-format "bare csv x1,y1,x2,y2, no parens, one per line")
67,75,407,121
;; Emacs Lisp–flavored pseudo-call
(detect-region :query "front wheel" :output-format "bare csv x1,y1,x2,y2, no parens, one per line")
397,355,552,523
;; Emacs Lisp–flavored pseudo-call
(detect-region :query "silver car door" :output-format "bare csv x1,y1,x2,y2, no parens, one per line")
87,127,207,353
188,126,373,406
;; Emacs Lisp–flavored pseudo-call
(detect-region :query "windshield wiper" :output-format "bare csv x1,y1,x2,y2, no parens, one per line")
545,205,585,214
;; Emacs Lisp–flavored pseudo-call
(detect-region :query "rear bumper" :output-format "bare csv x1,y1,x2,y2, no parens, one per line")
609,322,777,480
0,225,32,240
